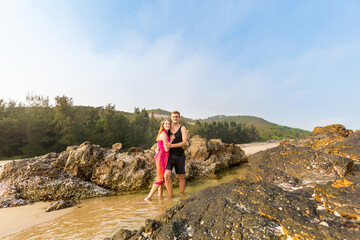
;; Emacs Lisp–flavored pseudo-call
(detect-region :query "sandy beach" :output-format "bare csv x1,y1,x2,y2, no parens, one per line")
0,141,279,237
238,141,280,156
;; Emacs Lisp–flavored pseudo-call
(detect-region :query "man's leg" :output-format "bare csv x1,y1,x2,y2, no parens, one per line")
164,170,173,198
178,174,185,195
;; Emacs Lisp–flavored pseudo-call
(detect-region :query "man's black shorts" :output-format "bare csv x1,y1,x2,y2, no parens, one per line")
166,154,185,174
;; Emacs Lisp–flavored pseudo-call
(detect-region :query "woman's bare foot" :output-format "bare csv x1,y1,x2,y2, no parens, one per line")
144,197,151,201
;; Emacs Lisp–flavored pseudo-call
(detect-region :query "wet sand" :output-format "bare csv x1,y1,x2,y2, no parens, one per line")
0,202,73,238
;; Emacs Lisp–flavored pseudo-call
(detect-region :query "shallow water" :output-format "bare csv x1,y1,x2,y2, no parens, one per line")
4,164,249,240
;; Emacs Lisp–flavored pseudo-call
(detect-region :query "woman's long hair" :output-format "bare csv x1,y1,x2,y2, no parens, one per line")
156,119,170,141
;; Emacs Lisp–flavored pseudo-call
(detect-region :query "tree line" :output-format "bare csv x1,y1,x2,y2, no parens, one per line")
0,95,260,159
187,120,260,144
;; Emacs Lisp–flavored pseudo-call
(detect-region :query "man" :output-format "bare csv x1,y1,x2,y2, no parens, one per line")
164,110,188,197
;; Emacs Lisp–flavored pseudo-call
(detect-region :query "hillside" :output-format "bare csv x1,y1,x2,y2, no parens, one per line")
201,115,310,140
148,110,311,141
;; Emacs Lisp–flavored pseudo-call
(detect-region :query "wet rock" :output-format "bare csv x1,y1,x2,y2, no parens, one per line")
248,144,354,191
314,176,360,220
46,199,80,212
111,179,359,239
0,197,32,208
107,229,137,240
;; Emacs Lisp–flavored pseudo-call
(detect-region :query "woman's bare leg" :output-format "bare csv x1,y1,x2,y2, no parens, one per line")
144,183,160,201
158,184,163,198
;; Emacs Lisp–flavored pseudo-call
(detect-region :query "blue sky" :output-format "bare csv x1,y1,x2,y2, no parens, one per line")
1,0,359,131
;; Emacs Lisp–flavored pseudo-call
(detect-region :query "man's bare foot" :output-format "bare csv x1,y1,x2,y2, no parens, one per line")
144,197,151,201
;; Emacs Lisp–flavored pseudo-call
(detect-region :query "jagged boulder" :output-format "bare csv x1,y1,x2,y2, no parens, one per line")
0,156,111,207
248,144,354,191
185,135,209,161
284,124,360,163
184,137,247,180
54,141,103,181
91,152,154,191
313,124,353,137
109,179,359,240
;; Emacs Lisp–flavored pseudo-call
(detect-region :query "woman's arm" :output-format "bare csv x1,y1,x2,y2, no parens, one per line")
160,132,171,152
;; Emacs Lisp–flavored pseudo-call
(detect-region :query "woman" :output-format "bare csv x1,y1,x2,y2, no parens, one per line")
144,119,174,201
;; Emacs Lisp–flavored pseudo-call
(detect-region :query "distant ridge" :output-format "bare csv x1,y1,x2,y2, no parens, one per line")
148,109,311,141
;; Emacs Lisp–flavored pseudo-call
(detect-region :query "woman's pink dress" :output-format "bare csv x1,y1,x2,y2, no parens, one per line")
154,130,170,185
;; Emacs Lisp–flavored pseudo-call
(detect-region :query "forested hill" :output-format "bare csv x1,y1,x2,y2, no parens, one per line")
200,115,311,140
148,110,311,141
0,95,309,159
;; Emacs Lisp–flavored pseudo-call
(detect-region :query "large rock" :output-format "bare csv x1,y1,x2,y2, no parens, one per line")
55,141,103,180
248,144,354,191
91,152,154,191
109,179,359,240
0,156,111,207
284,124,360,164
184,137,247,180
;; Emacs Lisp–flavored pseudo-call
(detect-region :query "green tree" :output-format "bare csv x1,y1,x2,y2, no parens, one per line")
53,95,83,151
21,94,56,156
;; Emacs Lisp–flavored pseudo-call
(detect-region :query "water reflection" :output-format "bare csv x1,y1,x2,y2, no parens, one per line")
5,164,249,240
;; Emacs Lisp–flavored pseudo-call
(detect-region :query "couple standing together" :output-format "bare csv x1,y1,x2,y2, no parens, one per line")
145,110,187,201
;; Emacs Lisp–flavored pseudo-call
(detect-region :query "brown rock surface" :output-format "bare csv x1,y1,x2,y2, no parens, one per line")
314,176,360,221
108,179,359,240
285,124,360,163
0,156,110,208
321,134,360,163
248,144,354,191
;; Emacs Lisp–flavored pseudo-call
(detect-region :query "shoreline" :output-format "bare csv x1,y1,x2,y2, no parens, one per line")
0,202,73,238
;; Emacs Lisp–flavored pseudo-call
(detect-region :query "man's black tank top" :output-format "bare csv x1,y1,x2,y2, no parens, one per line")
168,125,184,156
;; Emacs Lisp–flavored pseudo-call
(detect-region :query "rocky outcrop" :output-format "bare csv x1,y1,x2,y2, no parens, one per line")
0,155,111,208
184,136,247,180
284,124,360,163
247,144,353,192
108,179,359,240
321,134,360,162
106,124,360,240
0,136,247,208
